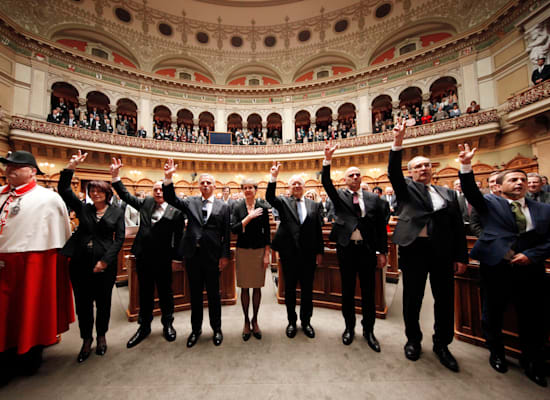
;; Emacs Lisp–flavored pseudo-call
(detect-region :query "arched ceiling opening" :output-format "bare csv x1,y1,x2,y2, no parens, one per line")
293,52,356,82
151,55,215,82
225,63,282,85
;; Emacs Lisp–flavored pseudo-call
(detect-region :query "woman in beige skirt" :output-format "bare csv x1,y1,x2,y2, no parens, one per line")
231,179,271,341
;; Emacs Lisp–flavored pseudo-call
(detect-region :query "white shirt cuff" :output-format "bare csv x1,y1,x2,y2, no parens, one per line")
322,159,331,166
460,164,472,173
112,177,121,183
269,176,276,183
391,145,403,151
164,178,173,185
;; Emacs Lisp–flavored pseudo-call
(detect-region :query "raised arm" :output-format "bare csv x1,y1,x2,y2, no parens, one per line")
321,140,340,205
387,122,409,201
162,158,188,213
57,150,88,215
110,157,144,210
457,143,488,214
265,161,283,210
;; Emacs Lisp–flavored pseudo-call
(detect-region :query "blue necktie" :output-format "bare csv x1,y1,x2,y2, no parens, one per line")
202,199,208,224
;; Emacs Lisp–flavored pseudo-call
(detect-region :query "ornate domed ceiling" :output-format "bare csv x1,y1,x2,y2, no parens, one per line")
0,0,511,85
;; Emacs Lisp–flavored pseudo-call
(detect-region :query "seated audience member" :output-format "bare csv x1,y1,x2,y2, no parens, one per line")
137,126,147,138
526,172,550,203
91,115,102,131
449,105,461,118
47,107,62,124
103,117,113,133
433,106,449,121
466,101,480,114
79,114,89,129
531,56,550,85
421,108,432,124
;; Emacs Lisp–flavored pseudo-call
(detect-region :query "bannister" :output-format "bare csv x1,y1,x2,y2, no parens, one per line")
10,110,499,155
506,80,550,112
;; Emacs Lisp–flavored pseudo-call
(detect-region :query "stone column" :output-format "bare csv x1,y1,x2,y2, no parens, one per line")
215,108,226,132
332,113,339,130
310,117,316,131
357,93,370,134
139,96,152,137
193,118,200,134
282,107,293,143
392,100,400,123
109,104,117,128
261,121,267,140
171,116,177,131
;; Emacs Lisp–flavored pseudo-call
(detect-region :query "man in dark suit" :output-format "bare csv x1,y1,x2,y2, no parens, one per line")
531,56,550,85
110,158,184,348
322,141,388,348
458,144,550,387
266,162,324,339
163,159,230,347
47,107,62,124
388,123,468,372
319,191,334,223
381,186,397,215
221,186,235,209
526,172,550,204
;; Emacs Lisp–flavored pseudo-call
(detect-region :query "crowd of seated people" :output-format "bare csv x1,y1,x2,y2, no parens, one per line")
373,91,482,134
232,128,267,145
295,118,357,143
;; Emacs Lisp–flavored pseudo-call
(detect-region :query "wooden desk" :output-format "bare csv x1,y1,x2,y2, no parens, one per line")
116,226,138,285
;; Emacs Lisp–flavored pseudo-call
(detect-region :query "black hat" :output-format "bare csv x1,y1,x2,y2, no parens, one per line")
0,151,44,175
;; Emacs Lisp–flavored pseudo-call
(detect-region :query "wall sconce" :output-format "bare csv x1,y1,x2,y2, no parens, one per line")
39,162,55,175
129,170,142,180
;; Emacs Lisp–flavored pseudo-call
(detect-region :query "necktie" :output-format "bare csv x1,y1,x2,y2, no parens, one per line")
352,192,361,217
151,204,162,224
296,199,304,224
202,199,208,224
510,201,526,233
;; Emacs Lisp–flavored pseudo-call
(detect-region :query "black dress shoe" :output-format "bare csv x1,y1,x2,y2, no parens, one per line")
242,332,251,341
302,324,315,339
127,326,151,348
213,331,223,346
433,345,459,372
523,361,548,387
163,324,177,342
286,323,297,338
404,342,421,361
77,339,92,363
186,331,201,348
96,336,107,356
363,331,381,352
342,329,354,345
489,353,508,373
252,331,262,340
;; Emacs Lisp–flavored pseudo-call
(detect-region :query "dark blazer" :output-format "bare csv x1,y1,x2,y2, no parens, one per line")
322,164,387,252
320,198,335,222
381,194,397,210
457,193,470,223
526,190,550,204
163,182,230,262
58,169,125,269
460,170,550,266
112,180,183,259
231,198,271,249
388,149,468,263
531,64,550,85
265,181,324,257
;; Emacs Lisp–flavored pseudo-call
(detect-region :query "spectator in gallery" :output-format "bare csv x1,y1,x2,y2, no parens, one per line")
47,107,62,124
421,108,432,124
433,106,449,121
449,104,461,118
58,97,69,119
102,117,113,133
466,101,480,114
531,56,550,85
137,126,147,138
66,110,77,127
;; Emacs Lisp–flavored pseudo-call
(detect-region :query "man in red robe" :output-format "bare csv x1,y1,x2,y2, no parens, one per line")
0,151,73,385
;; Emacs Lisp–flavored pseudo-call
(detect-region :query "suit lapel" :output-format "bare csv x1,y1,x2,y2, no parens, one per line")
210,198,222,220
286,196,300,224
494,196,517,232
189,197,203,223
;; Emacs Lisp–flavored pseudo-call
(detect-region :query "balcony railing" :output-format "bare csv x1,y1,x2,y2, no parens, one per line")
10,110,499,155
506,80,550,112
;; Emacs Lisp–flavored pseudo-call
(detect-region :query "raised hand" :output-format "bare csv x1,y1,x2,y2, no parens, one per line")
110,157,123,178
324,140,338,161
457,143,477,165
164,158,178,180
270,161,281,179
392,119,406,147
66,150,88,170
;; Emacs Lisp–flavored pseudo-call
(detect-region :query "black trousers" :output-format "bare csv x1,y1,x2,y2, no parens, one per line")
399,238,454,346
186,248,221,332
136,254,174,327
480,261,546,362
280,252,316,325
69,262,116,340
336,244,376,332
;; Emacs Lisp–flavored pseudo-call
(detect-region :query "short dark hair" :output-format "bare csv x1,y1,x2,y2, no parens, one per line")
87,180,113,202
495,169,527,185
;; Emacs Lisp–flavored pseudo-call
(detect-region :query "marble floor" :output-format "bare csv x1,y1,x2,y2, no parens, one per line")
1,271,548,400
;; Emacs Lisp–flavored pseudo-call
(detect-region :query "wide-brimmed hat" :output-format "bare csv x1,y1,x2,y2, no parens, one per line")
0,151,44,174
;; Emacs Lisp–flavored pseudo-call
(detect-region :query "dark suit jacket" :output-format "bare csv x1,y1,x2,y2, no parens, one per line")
231,198,271,249
163,182,230,263
460,170,550,266
526,190,550,204
531,65,550,85
265,181,324,258
112,180,184,259
322,164,387,252
381,194,397,210
457,193,470,223
320,199,335,222
58,169,125,269
388,149,468,264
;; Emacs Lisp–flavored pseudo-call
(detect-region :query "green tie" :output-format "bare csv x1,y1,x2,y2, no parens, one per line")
510,201,526,233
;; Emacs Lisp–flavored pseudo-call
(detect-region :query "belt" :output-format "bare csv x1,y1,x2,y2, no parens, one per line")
350,240,364,245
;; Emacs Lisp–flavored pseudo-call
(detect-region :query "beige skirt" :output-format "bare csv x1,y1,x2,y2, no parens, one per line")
236,247,266,289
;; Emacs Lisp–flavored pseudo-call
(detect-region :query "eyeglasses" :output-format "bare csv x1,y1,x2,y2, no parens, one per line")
411,162,431,170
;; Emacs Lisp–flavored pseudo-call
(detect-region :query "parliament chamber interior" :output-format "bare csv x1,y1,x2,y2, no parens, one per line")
0,0,549,398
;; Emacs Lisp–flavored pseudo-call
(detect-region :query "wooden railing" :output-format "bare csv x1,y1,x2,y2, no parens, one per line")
10,110,499,156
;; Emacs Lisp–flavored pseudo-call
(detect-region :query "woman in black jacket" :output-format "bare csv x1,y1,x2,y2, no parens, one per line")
58,151,125,363
231,179,271,341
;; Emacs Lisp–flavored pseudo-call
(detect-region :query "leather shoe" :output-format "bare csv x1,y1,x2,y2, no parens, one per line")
363,331,381,352
163,324,176,342
127,326,151,348
404,342,421,361
213,331,223,346
186,330,201,348
489,353,508,373
77,347,91,363
433,345,459,372
95,336,107,356
252,331,262,340
242,332,251,341
523,361,548,387
342,329,354,345
302,324,315,339
286,323,297,338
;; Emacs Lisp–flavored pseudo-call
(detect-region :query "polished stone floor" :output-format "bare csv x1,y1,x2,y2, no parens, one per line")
1,272,548,399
